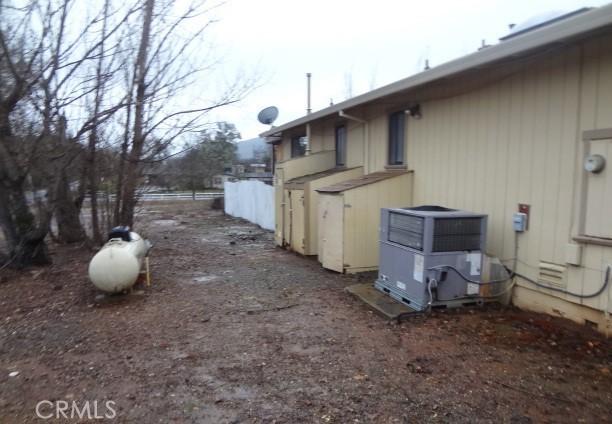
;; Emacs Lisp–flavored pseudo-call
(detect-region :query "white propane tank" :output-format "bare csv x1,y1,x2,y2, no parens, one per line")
88,229,151,293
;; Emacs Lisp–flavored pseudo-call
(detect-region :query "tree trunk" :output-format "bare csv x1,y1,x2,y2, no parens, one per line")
45,117,88,245
87,0,109,243
0,182,51,268
113,120,130,227
87,126,102,243
104,185,111,234
119,160,142,227
54,168,87,244
119,0,154,228
0,111,51,268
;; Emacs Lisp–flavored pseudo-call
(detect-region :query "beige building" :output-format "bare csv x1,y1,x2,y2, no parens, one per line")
263,6,612,333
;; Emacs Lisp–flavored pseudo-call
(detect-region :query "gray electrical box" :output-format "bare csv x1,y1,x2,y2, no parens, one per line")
513,212,527,232
375,206,488,310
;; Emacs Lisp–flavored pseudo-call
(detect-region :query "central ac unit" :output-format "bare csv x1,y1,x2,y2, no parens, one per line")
375,205,488,310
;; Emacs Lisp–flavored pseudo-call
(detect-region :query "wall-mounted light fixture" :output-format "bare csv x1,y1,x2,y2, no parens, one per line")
405,104,422,119
584,153,606,173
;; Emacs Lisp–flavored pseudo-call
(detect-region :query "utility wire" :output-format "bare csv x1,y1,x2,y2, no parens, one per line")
428,252,611,300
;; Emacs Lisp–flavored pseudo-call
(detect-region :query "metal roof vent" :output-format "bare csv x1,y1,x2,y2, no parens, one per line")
500,8,592,41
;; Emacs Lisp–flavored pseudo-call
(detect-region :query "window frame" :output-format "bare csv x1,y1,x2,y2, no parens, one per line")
335,125,347,167
291,135,307,158
388,111,406,166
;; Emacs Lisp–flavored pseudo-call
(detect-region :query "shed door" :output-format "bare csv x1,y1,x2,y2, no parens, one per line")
319,194,344,272
283,189,291,246
584,137,612,238
289,189,306,254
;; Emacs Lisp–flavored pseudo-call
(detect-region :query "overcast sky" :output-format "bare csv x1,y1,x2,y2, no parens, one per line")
204,0,610,140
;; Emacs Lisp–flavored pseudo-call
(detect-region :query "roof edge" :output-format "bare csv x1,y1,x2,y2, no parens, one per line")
261,4,612,138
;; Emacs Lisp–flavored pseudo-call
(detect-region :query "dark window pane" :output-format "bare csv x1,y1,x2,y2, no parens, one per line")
388,111,405,165
291,135,307,157
335,126,346,166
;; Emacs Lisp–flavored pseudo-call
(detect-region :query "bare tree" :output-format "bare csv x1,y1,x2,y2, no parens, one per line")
0,0,134,266
113,0,255,228
0,0,255,267
82,0,113,244
116,0,155,227
0,0,69,266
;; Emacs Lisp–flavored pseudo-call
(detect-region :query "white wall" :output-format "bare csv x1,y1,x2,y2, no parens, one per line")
224,180,274,231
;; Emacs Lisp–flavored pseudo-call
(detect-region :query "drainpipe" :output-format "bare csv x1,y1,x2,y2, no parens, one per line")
339,110,369,173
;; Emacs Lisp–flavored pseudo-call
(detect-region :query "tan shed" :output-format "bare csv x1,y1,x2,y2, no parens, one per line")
281,167,363,255
317,171,413,273
273,150,336,247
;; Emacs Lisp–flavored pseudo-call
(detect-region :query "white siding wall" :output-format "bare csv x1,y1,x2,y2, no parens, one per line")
346,121,365,169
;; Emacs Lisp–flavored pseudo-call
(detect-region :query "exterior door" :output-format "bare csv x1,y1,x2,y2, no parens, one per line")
283,189,291,247
319,194,345,272
290,189,306,254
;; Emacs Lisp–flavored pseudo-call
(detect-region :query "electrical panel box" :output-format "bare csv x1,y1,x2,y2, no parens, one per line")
513,212,527,232
375,205,488,310
565,243,582,266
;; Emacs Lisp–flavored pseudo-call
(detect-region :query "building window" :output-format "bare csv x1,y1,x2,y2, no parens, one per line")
291,135,307,158
388,111,405,165
335,125,347,166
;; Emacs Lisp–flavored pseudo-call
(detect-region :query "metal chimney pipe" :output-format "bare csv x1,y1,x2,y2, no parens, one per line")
306,73,312,114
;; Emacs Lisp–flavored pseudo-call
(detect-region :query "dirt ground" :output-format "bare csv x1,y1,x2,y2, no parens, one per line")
1,201,611,423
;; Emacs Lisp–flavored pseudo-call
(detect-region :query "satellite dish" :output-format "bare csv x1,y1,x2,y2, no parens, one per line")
257,106,279,125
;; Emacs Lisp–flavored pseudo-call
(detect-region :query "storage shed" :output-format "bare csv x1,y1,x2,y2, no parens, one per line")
281,167,363,255
273,150,336,247
317,171,413,273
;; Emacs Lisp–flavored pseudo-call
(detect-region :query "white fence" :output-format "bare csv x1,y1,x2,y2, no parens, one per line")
224,180,274,231
136,192,223,201
28,191,223,205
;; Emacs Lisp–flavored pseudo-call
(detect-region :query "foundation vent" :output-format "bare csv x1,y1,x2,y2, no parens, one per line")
538,261,567,287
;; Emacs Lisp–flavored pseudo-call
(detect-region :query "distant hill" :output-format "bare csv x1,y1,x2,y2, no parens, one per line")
235,137,270,161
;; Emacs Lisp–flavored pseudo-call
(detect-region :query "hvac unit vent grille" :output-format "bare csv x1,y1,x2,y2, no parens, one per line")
432,217,482,252
388,213,424,251
538,261,567,287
